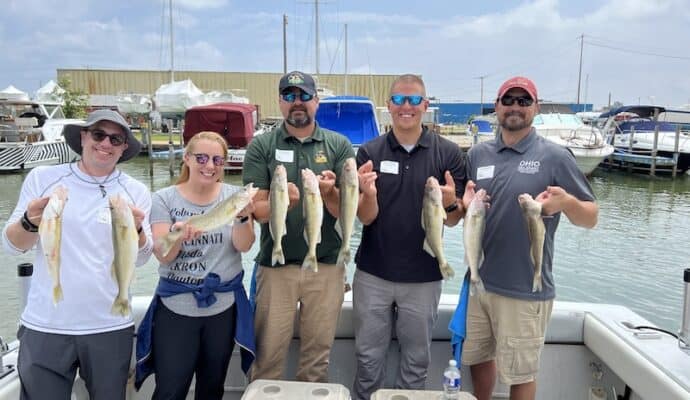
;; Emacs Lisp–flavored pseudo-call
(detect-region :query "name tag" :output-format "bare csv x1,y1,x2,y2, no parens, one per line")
380,160,399,175
476,165,495,180
97,207,111,224
275,149,294,163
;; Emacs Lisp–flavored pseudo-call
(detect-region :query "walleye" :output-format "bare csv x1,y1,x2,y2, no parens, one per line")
269,164,289,265
335,158,359,268
157,183,258,257
301,168,323,272
39,185,68,304
464,189,488,295
518,193,546,292
109,194,139,316
421,177,453,280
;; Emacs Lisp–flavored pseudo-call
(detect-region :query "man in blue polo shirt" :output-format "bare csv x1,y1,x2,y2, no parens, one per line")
353,74,467,400
461,76,599,400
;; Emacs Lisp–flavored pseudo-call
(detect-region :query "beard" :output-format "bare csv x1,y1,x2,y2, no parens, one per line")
499,110,533,132
286,106,312,128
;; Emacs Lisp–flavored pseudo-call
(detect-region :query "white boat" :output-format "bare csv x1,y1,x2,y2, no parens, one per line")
0,99,78,171
532,113,614,175
116,93,153,116
1,290,689,400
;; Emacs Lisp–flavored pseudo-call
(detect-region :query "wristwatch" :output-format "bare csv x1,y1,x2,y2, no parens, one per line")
21,211,39,233
237,215,250,224
444,202,459,213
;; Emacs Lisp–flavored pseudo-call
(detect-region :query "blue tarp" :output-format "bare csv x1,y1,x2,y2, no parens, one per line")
315,96,380,145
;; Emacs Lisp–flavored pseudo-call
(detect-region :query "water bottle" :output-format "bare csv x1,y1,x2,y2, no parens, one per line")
442,359,461,399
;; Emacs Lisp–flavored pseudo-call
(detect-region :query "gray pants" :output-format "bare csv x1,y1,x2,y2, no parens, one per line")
352,269,442,400
17,325,134,400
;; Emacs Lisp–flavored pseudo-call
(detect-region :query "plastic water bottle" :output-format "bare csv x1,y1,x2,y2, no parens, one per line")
442,359,461,399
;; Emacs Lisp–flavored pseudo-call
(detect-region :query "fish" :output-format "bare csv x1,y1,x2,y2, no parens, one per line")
156,183,258,257
518,193,546,292
463,189,488,295
38,185,68,304
269,164,289,266
109,194,139,316
301,168,323,272
421,176,453,280
335,158,359,268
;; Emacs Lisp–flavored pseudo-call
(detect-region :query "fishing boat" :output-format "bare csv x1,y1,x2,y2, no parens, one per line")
1,285,689,399
532,113,614,175
0,99,78,172
316,96,381,151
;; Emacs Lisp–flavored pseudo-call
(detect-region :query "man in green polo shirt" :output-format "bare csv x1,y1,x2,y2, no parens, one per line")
242,70,355,382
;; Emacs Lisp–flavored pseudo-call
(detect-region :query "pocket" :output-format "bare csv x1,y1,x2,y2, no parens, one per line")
16,324,25,340
502,336,544,377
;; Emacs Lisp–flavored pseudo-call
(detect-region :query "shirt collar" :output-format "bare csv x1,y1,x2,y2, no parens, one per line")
278,122,324,143
494,127,537,154
386,126,431,151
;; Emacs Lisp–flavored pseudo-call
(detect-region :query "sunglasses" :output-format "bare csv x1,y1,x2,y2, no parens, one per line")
192,153,225,166
499,95,534,107
89,129,127,146
281,92,314,103
389,94,425,106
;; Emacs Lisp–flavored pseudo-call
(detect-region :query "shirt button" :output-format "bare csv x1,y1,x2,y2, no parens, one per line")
405,165,410,170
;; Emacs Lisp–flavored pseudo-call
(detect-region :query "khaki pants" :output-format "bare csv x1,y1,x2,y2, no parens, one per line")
251,263,345,382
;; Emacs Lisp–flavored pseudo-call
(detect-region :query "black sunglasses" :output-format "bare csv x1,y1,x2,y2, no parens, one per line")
281,92,314,103
499,95,534,107
390,94,425,106
192,153,225,166
89,129,127,146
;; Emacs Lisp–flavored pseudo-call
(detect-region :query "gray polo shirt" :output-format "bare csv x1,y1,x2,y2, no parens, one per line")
466,129,595,300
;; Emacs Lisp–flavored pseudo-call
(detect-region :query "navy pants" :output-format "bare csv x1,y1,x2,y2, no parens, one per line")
151,301,237,400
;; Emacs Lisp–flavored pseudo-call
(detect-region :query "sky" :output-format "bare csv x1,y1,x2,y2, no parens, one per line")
2,0,690,109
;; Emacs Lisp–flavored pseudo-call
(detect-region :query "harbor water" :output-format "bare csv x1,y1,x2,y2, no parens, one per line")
1,157,689,343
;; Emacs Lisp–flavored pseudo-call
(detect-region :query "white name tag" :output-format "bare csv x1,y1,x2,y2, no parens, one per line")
275,149,294,163
380,160,399,175
97,207,111,224
476,165,495,180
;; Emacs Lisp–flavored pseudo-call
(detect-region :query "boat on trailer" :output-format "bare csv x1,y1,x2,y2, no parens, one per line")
1,288,689,399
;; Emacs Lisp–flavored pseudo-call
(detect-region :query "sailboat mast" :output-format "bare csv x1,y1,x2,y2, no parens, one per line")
344,23,348,94
576,33,584,105
315,0,319,74
169,0,174,83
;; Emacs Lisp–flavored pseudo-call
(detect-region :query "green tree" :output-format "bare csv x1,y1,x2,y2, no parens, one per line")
55,76,88,118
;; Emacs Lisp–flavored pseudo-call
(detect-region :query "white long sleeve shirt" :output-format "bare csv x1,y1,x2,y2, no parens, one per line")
2,162,153,335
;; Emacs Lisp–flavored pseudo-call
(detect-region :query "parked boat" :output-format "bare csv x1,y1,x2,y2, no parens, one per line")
316,96,381,151
183,103,266,171
532,113,614,175
597,106,690,172
1,291,689,399
0,99,78,171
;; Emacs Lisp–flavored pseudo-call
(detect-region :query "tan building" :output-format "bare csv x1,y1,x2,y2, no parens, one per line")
58,69,400,120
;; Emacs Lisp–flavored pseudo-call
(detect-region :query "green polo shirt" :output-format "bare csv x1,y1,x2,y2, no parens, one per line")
242,122,355,267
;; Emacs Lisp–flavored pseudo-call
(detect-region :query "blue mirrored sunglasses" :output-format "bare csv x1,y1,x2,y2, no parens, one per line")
499,95,534,107
281,92,314,103
390,94,425,106
193,153,225,166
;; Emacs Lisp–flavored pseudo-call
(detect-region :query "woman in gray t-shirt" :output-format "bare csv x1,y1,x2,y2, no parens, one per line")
148,131,255,399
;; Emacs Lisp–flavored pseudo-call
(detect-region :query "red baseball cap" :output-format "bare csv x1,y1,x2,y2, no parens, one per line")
497,76,538,101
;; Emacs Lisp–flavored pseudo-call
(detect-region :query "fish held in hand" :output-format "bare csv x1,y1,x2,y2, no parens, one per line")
39,185,68,304
301,168,323,272
518,193,545,292
156,183,258,257
421,176,453,280
109,194,139,316
269,165,289,266
335,158,359,268
464,188,488,295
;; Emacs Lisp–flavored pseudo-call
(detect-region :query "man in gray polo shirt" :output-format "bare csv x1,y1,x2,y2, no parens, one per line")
461,76,599,400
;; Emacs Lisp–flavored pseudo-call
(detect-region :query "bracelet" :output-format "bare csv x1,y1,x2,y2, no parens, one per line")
237,215,250,224
137,226,143,235
444,202,459,213
21,211,39,233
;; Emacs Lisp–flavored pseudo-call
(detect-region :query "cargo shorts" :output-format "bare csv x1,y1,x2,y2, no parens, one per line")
461,290,553,385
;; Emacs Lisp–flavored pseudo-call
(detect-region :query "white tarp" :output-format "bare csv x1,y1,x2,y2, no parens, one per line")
0,85,30,101
117,93,153,115
203,90,249,105
34,80,64,104
154,79,204,114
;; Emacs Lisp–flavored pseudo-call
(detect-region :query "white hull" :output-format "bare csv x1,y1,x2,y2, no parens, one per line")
2,294,688,400
569,143,616,175
0,140,74,171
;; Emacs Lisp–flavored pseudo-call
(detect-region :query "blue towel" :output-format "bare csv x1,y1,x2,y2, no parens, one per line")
249,262,258,311
134,271,256,390
448,273,470,364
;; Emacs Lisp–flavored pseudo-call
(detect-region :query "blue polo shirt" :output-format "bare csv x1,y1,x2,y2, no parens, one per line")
466,129,595,300
355,127,467,283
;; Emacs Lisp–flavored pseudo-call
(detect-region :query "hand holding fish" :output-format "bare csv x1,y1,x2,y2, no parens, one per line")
24,196,51,228
317,170,337,196
169,221,205,243
128,204,146,235
440,170,458,208
287,182,301,211
535,186,572,216
462,180,491,211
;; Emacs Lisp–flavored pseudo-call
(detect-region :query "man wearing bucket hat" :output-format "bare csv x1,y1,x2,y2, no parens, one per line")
2,109,153,399
459,77,598,400
242,70,355,382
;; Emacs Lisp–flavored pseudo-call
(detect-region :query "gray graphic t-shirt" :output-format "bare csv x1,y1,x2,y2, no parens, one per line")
151,184,244,317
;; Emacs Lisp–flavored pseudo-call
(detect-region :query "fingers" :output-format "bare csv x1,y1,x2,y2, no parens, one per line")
357,160,373,173
444,170,455,188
